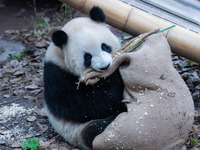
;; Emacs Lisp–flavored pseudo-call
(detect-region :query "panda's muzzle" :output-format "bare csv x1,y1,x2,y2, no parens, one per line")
99,63,111,71
92,52,112,71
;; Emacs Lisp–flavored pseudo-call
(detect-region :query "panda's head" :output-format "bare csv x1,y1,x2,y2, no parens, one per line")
46,6,121,76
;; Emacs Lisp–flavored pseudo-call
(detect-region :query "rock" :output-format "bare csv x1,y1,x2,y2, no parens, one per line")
10,60,19,67
193,90,200,101
190,148,199,150
11,142,21,148
13,89,25,96
196,84,200,90
40,140,50,148
14,71,24,76
0,116,7,123
3,94,10,98
50,144,57,149
25,84,39,90
30,89,41,95
0,40,25,66
10,77,21,83
23,95,35,100
27,116,36,122
37,108,47,117
35,40,48,48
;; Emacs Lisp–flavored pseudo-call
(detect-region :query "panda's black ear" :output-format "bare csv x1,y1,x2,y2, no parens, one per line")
90,6,106,22
52,30,68,48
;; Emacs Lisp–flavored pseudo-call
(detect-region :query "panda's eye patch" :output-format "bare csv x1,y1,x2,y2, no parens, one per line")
85,53,92,59
101,43,112,53
84,53,92,68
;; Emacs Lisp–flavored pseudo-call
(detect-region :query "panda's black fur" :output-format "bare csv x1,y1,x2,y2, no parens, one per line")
44,61,125,123
44,6,127,150
51,30,68,48
89,6,106,22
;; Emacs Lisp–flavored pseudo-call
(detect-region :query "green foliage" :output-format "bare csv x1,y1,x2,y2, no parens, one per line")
56,3,71,24
122,35,132,40
8,53,23,60
118,35,133,46
17,54,22,59
118,35,132,41
187,60,198,66
31,15,50,36
28,0,50,36
32,0,37,14
60,3,70,18
20,137,40,150
190,138,200,146
157,25,176,33
30,65,42,81
8,47,31,61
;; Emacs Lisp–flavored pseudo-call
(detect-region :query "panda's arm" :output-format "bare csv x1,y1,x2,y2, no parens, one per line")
44,62,126,123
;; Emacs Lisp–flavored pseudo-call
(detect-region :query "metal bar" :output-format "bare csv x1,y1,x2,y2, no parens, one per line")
142,0,200,25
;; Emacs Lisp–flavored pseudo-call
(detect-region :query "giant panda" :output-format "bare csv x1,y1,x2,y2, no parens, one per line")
44,6,127,150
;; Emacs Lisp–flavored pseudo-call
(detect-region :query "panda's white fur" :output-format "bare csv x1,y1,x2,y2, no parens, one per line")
45,107,91,150
46,17,120,76
44,7,126,150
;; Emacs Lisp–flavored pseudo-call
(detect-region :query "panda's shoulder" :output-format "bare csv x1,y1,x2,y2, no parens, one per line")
44,61,78,87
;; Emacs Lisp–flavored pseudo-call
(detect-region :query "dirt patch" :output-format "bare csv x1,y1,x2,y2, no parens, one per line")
0,0,61,34
0,0,199,150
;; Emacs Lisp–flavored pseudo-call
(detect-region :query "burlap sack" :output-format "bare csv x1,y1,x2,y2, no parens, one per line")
80,32,194,150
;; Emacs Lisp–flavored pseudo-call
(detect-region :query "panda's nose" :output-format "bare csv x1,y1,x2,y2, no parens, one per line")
99,63,111,71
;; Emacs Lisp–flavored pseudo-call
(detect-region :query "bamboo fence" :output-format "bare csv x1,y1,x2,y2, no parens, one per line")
60,0,200,63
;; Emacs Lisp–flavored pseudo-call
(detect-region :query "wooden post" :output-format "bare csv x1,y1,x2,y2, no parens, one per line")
60,0,200,63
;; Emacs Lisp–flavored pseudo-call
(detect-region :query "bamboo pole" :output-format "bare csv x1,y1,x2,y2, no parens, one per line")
60,0,200,63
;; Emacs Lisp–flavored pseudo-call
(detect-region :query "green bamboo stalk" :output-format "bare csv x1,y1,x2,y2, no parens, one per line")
127,25,176,53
